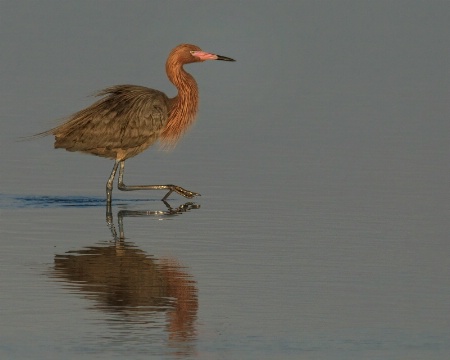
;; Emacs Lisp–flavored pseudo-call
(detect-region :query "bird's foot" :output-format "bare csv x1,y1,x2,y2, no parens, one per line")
162,185,200,201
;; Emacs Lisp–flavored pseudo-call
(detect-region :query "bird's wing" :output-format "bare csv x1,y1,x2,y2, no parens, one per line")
52,85,170,152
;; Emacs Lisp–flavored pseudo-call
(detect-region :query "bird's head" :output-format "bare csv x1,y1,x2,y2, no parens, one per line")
170,44,236,64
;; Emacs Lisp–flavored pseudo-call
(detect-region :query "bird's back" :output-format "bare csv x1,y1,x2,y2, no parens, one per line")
48,85,170,160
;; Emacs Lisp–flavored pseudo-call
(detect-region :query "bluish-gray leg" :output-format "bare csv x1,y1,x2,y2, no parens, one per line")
106,160,121,205
117,160,200,200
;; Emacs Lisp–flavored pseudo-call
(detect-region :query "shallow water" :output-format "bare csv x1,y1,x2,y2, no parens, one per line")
1,182,449,359
1,2,450,359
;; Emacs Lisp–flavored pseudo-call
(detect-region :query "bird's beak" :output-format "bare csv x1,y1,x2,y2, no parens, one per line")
191,51,236,62
215,54,236,62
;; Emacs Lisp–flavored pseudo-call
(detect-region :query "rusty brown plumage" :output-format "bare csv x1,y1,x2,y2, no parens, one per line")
46,85,169,160
160,44,201,146
33,43,235,203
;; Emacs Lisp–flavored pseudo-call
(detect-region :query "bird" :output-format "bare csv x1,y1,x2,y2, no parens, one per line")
34,44,235,204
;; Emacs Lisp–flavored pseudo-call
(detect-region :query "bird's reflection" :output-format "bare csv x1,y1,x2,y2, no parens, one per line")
52,201,199,355
106,200,200,240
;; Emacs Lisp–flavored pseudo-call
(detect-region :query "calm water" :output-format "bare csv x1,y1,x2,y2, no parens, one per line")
1,2,450,359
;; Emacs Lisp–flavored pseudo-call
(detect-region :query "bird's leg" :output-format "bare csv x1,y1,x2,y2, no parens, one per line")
117,160,200,200
106,160,121,205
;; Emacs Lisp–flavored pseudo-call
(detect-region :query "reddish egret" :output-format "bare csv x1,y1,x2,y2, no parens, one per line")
35,44,235,204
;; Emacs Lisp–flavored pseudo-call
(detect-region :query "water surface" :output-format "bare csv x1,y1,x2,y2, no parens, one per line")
1,1,450,359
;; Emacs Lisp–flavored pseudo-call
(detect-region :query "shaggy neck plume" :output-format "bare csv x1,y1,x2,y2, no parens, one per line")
160,52,199,147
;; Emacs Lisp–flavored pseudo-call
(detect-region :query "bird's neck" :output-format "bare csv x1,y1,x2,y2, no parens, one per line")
160,63,199,147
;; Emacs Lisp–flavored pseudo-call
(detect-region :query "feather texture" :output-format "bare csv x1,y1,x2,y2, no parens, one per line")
42,85,169,160
32,44,234,162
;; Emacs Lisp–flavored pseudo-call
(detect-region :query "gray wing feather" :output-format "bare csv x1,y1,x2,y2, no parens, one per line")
51,85,169,152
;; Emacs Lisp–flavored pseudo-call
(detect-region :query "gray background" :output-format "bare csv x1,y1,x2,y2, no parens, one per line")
1,1,449,359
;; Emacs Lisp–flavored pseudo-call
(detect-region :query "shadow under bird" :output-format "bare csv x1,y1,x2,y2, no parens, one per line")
33,44,235,204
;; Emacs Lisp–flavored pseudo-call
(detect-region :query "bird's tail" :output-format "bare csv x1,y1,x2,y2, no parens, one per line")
17,128,55,142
